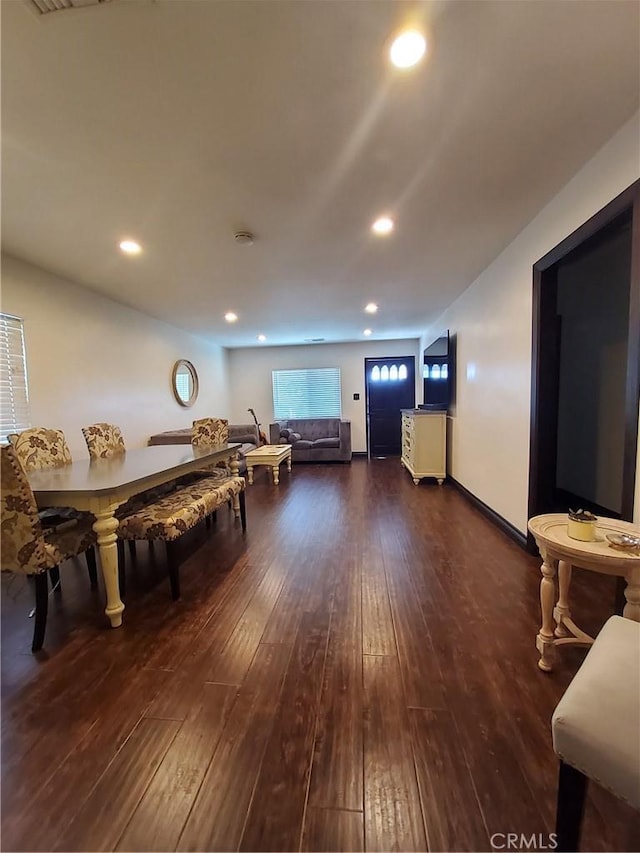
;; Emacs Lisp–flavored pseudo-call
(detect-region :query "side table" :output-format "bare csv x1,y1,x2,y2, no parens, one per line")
528,513,640,672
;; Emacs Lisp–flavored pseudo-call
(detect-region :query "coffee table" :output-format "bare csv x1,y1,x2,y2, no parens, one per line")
528,513,640,672
244,444,292,485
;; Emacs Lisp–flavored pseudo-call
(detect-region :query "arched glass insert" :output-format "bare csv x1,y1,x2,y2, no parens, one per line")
371,365,380,382
380,365,389,381
399,364,408,380
422,364,429,379
441,363,448,379
389,365,398,381
431,364,441,380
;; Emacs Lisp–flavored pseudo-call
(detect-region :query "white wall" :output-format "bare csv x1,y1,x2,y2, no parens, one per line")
420,112,640,533
227,339,420,453
1,254,230,458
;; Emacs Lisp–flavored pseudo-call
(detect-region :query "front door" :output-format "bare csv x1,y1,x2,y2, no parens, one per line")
365,356,415,457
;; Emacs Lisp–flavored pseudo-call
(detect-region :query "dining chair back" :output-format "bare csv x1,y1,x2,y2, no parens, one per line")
8,427,72,472
192,418,229,447
81,423,126,459
1,443,97,651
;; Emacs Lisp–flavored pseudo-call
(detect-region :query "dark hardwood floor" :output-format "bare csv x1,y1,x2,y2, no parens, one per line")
2,459,638,852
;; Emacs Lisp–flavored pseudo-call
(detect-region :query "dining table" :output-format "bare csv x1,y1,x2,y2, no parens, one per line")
26,442,241,628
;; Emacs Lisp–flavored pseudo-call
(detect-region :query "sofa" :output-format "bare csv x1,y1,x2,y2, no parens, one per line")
148,423,259,473
268,418,351,463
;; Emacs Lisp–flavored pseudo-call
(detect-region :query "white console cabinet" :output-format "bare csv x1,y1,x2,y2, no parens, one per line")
401,409,446,485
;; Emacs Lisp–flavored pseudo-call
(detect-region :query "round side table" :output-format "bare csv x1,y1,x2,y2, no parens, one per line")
528,513,640,672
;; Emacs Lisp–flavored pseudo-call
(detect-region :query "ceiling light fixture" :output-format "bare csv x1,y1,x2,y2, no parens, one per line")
363,329,373,336
390,30,426,69
365,302,378,314
224,312,238,323
234,231,254,246
119,239,142,255
257,334,266,342
372,217,394,235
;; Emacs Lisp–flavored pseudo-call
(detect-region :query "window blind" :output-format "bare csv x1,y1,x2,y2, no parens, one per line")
272,368,342,419
0,314,31,442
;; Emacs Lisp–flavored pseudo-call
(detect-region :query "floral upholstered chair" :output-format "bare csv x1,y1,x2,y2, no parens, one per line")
191,417,235,479
8,427,73,472
1,443,97,652
81,423,126,459
8,427,97,588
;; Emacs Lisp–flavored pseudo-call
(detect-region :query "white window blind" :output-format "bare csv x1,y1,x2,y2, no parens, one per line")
0,314,31,442
272,368,342,419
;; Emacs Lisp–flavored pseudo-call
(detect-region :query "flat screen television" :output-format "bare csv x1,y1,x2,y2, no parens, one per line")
420,330,453,410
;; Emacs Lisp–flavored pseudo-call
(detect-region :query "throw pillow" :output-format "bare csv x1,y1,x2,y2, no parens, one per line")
288,432,302,443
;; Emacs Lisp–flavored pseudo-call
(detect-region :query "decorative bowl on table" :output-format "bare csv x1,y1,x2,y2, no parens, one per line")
567,509,597,542
605,532,640,554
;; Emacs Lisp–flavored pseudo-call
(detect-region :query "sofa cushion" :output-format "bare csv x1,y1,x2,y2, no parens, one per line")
283,418,341,441
288,432,302,443
313,437,340,449
232,433,258,446
295,440,314,449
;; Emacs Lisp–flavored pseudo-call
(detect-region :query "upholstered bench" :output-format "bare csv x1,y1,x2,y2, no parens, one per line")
552,615,640,850
117,474,246,599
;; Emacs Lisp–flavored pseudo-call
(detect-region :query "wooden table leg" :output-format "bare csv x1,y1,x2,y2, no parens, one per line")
536,555,558,671
92,507,124,628
623,566,640,621
247,465,254,485
287,454,292,473
272,464,280,485
554,560,572,637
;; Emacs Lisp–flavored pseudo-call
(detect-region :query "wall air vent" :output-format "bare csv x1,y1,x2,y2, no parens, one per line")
25,0,114,16
304,338,326,343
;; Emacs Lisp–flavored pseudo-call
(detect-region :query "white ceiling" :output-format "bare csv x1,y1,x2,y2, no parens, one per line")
2,0,638,348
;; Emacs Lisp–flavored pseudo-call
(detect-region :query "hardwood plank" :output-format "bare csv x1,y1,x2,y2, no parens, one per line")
308,550,363,811
2,666,168,852
363,654,427,852
301,806,364,852
380,526,447,710
144,559,270,720
54,717,181,852
176,643,292,852
116,682,237,852
238,609,332,853
361,530,396,656
409,708,489,852
204,562,285,684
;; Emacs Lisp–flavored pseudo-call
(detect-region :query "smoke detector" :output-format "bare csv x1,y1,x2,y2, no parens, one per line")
234,231,254,246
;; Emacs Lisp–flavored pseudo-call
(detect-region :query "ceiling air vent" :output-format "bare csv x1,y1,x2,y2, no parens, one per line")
25,0,114,16
304,338,326,343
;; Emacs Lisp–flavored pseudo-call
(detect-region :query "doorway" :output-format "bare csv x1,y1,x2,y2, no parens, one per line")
365,356,415,457
528,180,640,549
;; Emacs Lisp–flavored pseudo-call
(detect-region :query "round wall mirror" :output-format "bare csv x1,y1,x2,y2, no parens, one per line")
172,360,199,407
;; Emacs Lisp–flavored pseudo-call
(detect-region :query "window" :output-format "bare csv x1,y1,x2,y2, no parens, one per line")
371,362,409,382
0,314,31,441
272,368,342,419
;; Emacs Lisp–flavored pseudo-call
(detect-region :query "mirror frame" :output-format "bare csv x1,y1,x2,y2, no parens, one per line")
171,359,199,407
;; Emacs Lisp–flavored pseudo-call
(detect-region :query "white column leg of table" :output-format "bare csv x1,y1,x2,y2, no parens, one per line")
92,505,124,628
272,464,280,485
623,565,640,621
536,554,558,671
286,454,292,473
554,560,572,637
247,465,254,485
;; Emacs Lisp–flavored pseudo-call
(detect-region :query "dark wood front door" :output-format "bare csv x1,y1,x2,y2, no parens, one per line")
365,357,415,457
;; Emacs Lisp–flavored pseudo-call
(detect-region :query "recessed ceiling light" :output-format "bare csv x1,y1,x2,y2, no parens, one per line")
224,312,238,323
365,302,378,314
372,217,394,235
257,334,266,342
119,239,142,255
390,30,426,69
363,329,373,336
